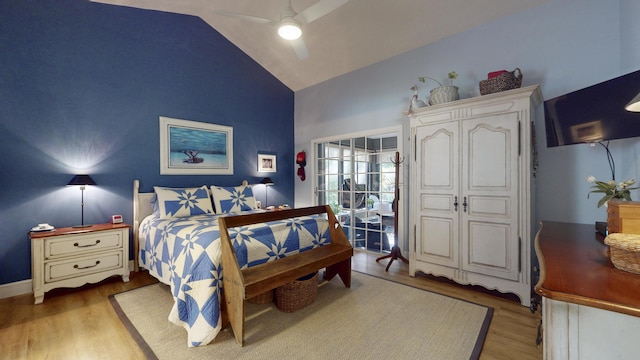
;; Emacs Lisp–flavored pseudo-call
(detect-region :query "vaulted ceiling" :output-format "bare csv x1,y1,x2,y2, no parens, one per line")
91,0,548,91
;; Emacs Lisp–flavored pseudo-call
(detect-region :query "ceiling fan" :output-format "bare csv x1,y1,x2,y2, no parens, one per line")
215,0,349,60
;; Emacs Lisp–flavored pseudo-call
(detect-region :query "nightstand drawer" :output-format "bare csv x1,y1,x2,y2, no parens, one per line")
45,231,122,258
45,251,123,283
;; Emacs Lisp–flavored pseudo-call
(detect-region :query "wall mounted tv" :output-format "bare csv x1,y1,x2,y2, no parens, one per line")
545,69,640,147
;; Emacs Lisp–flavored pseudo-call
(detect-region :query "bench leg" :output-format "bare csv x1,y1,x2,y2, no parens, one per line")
324,259,351,288
223,279,246,345
219,291,230,330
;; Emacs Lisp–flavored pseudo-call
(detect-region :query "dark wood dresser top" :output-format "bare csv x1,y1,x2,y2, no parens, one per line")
535,221,640,317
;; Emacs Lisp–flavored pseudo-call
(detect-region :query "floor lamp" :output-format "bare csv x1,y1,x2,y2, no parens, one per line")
67,174,97,228
260,177,274,208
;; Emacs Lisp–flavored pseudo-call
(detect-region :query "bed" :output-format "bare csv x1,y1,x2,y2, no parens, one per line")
132,179,347,347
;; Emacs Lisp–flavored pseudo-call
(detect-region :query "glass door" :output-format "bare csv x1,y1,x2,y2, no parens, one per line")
315,131,399,253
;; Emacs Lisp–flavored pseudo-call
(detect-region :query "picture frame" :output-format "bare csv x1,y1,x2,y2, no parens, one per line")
257,153,277,172
159,116,233,175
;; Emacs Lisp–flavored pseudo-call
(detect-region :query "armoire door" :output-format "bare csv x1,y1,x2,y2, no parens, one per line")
460,113,520,280
414,121,460,269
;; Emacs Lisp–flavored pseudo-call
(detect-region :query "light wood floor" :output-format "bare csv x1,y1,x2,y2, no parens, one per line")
0,251,543,359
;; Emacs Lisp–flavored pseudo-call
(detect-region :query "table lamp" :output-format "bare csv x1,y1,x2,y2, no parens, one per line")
67,174,96,228
260,177,274,207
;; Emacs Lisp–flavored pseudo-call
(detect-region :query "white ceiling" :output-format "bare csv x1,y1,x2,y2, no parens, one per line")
91,0,548,91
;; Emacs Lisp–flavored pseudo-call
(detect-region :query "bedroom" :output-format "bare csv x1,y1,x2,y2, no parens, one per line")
1,0,640,358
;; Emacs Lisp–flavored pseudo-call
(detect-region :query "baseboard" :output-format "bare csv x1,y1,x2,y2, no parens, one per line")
0,279,32,300
0,260,136,300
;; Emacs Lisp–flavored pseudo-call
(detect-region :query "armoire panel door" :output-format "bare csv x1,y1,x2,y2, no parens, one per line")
414,122,459,268
460,113,520,280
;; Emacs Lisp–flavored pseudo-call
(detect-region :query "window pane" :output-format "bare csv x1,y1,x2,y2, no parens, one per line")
326,174,340,191
327,145,341,158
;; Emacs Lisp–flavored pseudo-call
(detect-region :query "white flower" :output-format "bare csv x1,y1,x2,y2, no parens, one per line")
587,176,639,207
619,179,636,189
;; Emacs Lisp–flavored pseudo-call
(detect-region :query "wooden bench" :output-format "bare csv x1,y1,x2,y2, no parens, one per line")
218,205,353,346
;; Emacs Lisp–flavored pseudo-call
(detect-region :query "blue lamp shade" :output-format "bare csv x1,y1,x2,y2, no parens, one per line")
67,174,97,186
260,177,274,186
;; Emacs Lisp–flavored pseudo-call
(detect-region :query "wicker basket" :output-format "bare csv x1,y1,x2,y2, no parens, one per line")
479,68,523,95
429,85,460,105
275,272,318,312
604,233,640,274
247,290,274,305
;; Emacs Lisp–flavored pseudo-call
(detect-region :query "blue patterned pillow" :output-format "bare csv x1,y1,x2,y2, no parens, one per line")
153,186,215,219
210,185,257,214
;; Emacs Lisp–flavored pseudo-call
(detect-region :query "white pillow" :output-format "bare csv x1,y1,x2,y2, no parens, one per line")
153,186,215,219
210,184,257,214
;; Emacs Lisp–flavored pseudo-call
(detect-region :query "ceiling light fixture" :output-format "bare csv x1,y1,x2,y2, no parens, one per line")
625,91,640,112
278,19,302,40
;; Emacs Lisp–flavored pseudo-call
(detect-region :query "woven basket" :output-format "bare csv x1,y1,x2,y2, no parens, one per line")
275,272,318,313
604,233,640,274
429,85,460,105
247,290,274,305
479,68,523,95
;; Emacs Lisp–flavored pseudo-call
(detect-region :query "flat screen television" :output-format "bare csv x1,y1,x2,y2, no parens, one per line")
544,69,640,147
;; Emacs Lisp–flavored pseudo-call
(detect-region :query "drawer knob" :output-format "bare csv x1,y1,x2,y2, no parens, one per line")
74,260,100,269
74,239,101,248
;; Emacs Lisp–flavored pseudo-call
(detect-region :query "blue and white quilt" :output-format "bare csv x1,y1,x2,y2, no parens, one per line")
138,211,331,347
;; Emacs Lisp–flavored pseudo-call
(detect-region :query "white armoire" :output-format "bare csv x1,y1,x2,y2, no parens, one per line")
409,85,542,307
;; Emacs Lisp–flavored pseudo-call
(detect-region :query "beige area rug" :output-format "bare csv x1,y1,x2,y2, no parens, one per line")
110,272,492,360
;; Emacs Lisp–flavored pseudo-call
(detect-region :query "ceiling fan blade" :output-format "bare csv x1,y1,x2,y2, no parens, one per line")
291,38,309,60
214,10,274,25
295,0,349,24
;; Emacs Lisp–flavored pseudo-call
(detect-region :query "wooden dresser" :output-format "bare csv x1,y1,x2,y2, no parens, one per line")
30,223,130,304
534,221,640,359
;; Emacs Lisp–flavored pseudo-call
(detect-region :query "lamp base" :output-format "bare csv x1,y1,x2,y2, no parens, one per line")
72,224,94,228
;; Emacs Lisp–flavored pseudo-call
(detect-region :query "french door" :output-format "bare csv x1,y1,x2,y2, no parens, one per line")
314,129,400,253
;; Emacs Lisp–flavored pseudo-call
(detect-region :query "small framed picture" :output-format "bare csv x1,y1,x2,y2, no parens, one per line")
258,154,277,172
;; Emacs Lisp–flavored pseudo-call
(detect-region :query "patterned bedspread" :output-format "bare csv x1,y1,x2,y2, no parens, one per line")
139,211,331,347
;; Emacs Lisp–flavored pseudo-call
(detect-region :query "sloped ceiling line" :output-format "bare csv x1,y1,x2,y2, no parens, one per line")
91,0,548,91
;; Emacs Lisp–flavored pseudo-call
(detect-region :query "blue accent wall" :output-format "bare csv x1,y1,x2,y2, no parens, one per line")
0,0,294,284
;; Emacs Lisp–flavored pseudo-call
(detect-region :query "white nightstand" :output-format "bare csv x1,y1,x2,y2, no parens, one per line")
30,223,131,304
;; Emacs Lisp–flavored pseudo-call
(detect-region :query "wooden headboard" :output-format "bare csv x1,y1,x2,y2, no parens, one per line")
132,179,155,271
